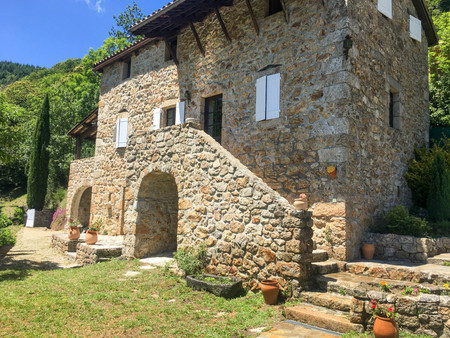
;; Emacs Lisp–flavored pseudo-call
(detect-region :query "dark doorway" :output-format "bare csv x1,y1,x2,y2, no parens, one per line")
204,95,223,143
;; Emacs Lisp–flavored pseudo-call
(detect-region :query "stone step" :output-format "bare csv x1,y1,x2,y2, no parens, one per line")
314,272,444,297
66,252,77,262
427,253,450,265
300,291,352,312
285,304,363,334
313,249,329,262
312,261,339,275
344,260,450,284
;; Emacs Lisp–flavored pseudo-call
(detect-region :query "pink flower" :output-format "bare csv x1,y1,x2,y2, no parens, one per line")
388,308,393,312
414,289,418,293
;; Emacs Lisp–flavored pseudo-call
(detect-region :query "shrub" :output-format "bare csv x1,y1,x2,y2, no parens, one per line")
50,208,67,231
0,213,13,228
173,244,207,276
13,207,24,225
427,152,450,221
405,139,450,208
0,227,16,246
46,187,67,210
385,206,430,237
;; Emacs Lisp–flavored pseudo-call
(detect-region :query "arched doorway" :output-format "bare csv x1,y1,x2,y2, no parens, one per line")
71,187,92,227
135,172,178,258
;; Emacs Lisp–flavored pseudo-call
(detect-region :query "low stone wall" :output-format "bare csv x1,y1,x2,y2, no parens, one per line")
363,233,450,262
76,242,123,266
351,292,450,337
31,210,54,228
51,233,84,253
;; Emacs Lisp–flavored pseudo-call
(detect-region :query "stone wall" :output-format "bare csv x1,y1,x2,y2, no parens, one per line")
364,232,450,262
121,123,313,293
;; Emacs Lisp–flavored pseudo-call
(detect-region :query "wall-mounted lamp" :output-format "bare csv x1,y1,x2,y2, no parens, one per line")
343,35,353,59
185,90,191,106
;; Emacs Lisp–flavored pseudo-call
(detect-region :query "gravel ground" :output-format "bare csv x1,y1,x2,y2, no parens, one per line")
0,227,77,270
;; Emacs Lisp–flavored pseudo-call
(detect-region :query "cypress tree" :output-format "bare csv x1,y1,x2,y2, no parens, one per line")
427,152,450,221
27,94,50,210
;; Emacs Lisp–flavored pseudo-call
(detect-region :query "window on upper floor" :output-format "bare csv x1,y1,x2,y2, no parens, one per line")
165,37,178,62
116,118,129,148
378,0,392,19
122,59,131,80
153,102,185,130
166,107,176,127
267,0,283,16
255,73,281,121
409,15,422,42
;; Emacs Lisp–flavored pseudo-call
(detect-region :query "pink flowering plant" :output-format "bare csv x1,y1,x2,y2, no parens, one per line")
371,299,398,319
299,193,307,200
67,220,82,229
401,286,418,296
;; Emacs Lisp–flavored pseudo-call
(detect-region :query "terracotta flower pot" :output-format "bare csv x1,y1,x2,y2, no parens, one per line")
362,243,375,260
260,279,279,305
85,230,98,245
327,165,337,179
373,316,397,338
68,226,80,240
293,199,307,210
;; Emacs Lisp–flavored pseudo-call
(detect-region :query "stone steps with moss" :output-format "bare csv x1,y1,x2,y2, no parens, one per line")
313,249,329,262
300,291,353,312
312,260,339,275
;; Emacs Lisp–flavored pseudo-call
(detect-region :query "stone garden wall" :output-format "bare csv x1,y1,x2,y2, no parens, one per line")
364,232,450,262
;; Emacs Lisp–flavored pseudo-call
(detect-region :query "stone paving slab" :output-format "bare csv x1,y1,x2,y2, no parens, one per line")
258,320,340,337
140,253,175,267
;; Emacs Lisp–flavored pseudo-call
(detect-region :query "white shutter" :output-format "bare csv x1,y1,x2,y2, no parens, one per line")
377,0,392,19
116,118,128,148
255,76,267,121
25,209,35,228
153,108,162,130
175,101,185,125
266,73,281,120
410,15,422,42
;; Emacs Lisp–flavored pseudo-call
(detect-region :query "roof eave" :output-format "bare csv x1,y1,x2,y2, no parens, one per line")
412,0,439,46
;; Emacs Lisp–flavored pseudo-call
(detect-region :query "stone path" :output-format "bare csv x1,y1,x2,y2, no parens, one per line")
258,321,340,337
0,227,77,270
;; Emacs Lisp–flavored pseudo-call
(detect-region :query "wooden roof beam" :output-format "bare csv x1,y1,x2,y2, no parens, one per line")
245,0,259,36
214,7,231,43
164,37,180,66
190,22,205,57
280,0,288,23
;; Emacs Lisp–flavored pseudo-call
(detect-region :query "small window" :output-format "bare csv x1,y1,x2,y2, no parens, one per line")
378,0,392,19
116,118,128,148
255,73,281,121
166,108,176,127
122,59,131,80
388,89,400,129
409,15,422,42
165,37,178,61
267,0,283,16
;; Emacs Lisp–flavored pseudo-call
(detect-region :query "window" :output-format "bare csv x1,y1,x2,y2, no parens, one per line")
165,37,178,61
377,0,392,19
388,89,400,129
116,118,128,148
255,73,281,121
166,108,176,127
204,95,223,143
122,59,131,80
410,15,422,42
267,0,283,16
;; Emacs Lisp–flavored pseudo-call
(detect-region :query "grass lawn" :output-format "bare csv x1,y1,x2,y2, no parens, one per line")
0,260,282,337
0,190,26,218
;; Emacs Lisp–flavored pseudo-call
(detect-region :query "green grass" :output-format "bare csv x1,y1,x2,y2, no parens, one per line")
0,192,26,218
0,260,281,337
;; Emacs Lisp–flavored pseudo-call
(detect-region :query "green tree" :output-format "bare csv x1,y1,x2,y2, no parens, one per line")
109,0,144,43
427,152,450,221
27,94,50,210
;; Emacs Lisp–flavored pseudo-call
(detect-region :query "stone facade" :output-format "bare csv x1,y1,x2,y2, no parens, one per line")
67,0,433,281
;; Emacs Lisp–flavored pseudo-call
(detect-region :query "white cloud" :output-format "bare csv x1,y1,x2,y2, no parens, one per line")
84,0,105,13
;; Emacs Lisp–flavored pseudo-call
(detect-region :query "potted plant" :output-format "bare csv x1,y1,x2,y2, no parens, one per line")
293,193,308,210
85,219,102,245
67,220,82,240
370,299,398,338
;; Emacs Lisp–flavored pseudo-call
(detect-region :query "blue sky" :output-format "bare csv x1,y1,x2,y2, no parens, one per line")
0,0,169,68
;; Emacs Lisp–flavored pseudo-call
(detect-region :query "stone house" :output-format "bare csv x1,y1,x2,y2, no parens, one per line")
67,0,437,290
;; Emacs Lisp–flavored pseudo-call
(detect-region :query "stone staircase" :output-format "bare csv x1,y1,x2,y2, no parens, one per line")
285,250,450,336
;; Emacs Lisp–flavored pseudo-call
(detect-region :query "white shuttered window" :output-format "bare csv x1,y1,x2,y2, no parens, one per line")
116,118,128,148
255,73,281,121
377,0,392,19
153,108,162,130
175,101,185,125
410,15,422,42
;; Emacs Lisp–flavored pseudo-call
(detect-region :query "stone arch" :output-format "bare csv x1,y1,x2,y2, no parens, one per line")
134,171,179,258
71,186,92,227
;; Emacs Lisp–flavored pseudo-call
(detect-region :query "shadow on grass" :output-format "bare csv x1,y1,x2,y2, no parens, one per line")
0,256,65,282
